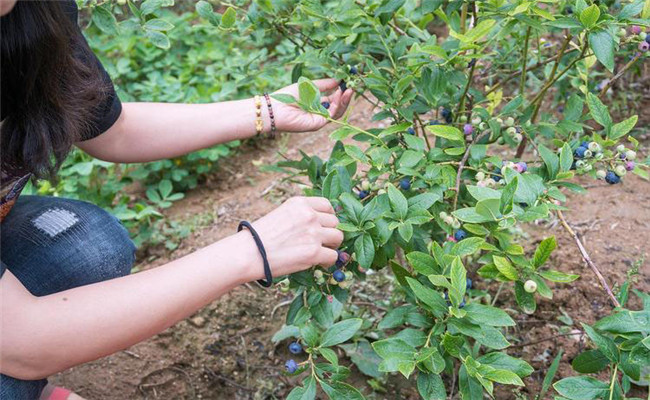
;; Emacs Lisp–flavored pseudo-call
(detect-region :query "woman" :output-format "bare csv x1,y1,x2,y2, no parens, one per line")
0,1,351,398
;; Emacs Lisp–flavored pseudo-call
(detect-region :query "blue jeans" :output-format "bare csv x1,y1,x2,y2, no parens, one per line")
0,196,136,399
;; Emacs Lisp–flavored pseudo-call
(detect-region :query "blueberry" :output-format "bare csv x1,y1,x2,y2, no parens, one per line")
574,146,587,159
407,127,416,135
285,359,298,373
516,161,528,173
519,202,528,208
565,6,573,14
580,141,589,148
619,153,627,160
333,269,346,282
605,171,621,184
288,342,302,354
459,299,466,308
492,168,502,182
349,66,358,75
339,81,347,92
646,35,650,44
441,108,452,124
399,178,411,190
463,124,474,136
454,229,468,241
321,101,331,109
631,26,642,35
358,190,369,199
625,161,636,171
336,250,350,267
466,278,472,290
467,59,476,68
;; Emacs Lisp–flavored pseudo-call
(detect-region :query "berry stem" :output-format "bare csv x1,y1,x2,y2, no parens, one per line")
598,52,642,99
608,364,618,400
520,27,531,97
452,130,489,210
556,210,621,308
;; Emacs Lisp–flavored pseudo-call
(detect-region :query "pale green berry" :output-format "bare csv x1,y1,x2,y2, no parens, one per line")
594,152,604,160
505,117,515,127
439,211,448,219
617,145,626,153
328,277,338,285
451,219,461,229
471,116,482,125
615,165,627,176
596,169,607,179
485,178,496,187
314,269,323,279
443,216,455,225
524,280,537,293
377,189,386,195
496,117,504,126
583,149,593,158
460,115,468,123
497,137,505,145
316,277,325,285
583,164,592,172
361,180,371,191
506,126,517,135
479,122,487,131
588,142,601,153
514,133,523,143
640,32,648,40
339,280,351,289
576,160,585,168
499,179,506,185
617,28,627,37
625,150,636,161
475,171,485,181
344,272,353,281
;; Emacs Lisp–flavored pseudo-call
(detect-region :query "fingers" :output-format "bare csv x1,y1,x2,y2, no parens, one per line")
312,78,340,93
325,88,353,120
302,196,335,213
317,212,339,228
320,227,344,248
316,247,339,267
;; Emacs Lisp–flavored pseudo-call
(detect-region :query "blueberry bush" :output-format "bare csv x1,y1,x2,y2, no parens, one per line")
221,0,650,398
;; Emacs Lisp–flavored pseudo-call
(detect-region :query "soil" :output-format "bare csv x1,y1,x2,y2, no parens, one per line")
51,96,649,399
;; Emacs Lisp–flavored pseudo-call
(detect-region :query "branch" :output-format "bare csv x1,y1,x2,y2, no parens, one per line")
520,27,532,97
455,55,478,122
510,332,582,348
556,210,621,308
598,52,642,99
452,130,489,210
413,113,432,150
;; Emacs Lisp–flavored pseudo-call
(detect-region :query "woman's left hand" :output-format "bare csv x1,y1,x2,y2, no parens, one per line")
270,78,354,133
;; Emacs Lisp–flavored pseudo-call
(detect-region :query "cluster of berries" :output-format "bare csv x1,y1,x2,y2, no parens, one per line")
595,145,636,184
285,341,303,373
338,65,359,93
313,250,353,289
438,211,461,230
358,177,411,199
624,26,650,52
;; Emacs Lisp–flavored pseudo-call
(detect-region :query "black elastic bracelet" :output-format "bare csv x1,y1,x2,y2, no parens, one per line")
238,221,273,287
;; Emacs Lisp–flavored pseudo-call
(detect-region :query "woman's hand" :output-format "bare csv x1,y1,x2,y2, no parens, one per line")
270,78,354,133
240,196,343,279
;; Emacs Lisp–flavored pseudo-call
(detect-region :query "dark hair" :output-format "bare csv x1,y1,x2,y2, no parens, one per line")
1,1,106,179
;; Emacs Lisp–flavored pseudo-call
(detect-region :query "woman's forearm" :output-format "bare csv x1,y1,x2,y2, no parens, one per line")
77,100,266,163
1,231,263,380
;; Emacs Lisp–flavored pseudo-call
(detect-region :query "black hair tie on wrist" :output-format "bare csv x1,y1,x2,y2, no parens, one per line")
238,221,273,287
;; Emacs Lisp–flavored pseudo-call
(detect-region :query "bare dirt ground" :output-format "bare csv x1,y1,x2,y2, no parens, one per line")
51,97,649,399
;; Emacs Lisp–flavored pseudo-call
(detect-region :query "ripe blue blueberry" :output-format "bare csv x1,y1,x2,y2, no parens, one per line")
574,146,587,159
339,81,347,92
466,278,472,290
399,178,411,190
459,299,466,309
333,269,346,282
288,342,302,354
580,141,589,148
454,229,468,241
492,168,502,182
358,190,369,199
468,59,476,68
349,66,358,75
407,127,416,135
285,359,298,373
605,171,621,184
441,108,452,124
321,101,330,109
646,35,650,44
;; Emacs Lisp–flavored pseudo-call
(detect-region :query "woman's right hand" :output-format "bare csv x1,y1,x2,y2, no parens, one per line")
241,196,343,279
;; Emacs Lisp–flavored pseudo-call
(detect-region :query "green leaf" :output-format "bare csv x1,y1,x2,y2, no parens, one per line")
354,234,375,270
408,192,440,211
581,323,619,362
514,281,536,314
453,207,492,223
580,4,600,28
387,184,408,219
143,18,174,31
340,340,383,378
406,278,447,318
220,7,237,29
449,257,467,307
453,237,485,257
539,350,562,399
572,349,610,373
92,5,119,35
559,143,574,172
538,145,559,179
417,373,446,399
145,30,171,49
553,376,609,400
297,77,320,110
533,236,557,268
539,269,579,283
477,352,533,377
493,256,519,281
406,252,439,275
483,369,524,386
463,303,516,327
320,381,365,400
476,198,502,220
426,125,464,142
286,377,317,400
500,176,518,214
610,115,638,140
320,319,362,347
589,30,616,73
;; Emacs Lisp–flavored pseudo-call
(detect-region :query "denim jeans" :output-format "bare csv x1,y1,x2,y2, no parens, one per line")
0,196,136,399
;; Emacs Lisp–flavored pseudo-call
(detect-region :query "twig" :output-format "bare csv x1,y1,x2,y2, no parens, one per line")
556,211,621,308
271,299,293,318
413,112,432,150
520,27,532,97
448,360,457,400
203,367,254,392
598,52,642,98
452,130,488,210
456,56,478,123
510,332,582,348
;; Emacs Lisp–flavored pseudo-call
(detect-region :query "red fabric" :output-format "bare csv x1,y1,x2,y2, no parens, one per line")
48,387,72,400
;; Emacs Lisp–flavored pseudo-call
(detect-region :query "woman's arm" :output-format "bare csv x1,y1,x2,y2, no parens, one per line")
77,79,352,163
1,196,343,380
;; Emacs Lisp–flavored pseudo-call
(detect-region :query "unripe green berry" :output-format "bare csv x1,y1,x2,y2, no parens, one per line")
377,189,386,195
596,169,607,179
617,28,627,37
451,219,461,229
338,280,351,289
459,115,468,123
439,211,448,219
594,152,604,160
514,133,523,143
640,32,648,40
475,171,485,181
496,117,504,126
505,117,515,127
314,269,323,279
471,116,482,125
615,165,627,176
506,126,517,135
524,280,537,293
583,164,592,172
625,150,636,161
361,180,371,191
617,145,626,153
588,142,601,153
575,160,585,168
583,149,593,158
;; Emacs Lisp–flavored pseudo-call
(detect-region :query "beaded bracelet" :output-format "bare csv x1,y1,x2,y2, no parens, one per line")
254,95,264,135
263,93,277,139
